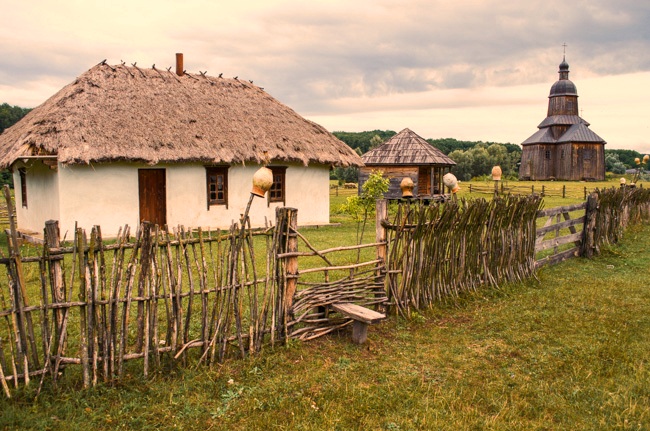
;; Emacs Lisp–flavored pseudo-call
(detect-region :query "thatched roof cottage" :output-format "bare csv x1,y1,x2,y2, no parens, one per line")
0,55,363,238
359,128,456,199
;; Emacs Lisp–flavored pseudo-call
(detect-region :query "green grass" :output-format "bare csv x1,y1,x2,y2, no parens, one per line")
1,219,649,429
1,178,649,429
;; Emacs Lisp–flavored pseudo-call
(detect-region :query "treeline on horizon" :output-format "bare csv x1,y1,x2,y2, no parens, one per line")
0,103,646,186
332,130,649,183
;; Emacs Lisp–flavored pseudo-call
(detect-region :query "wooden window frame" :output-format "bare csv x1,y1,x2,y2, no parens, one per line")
268,166,287,205
19,168,27,208
545,150,551,160
206,166,229,209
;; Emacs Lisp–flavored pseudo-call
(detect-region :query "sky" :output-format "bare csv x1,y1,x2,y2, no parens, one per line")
1,0,649,153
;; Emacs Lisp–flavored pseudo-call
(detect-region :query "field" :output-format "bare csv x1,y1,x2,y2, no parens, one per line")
0,179,649,430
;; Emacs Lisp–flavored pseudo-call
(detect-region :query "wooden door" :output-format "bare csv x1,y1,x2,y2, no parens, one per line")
418,167,431,196
138,169,166,227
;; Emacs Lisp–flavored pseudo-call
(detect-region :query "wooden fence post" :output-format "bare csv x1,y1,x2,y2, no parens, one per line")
277,208,298,338
375,199,387,310
3,185,39,382
580,193,599,258
44,220,65,381
375,199,387,265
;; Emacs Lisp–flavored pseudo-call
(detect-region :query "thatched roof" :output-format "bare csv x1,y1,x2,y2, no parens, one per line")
362,128,455,166
0,62,363,168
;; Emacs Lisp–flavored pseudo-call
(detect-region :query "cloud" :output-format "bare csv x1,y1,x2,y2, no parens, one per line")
0,0,648,151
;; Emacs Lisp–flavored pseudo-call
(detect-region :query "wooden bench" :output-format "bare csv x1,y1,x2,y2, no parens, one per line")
331,303,386,344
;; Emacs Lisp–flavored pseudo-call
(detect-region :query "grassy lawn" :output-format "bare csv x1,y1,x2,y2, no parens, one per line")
1,180,648,430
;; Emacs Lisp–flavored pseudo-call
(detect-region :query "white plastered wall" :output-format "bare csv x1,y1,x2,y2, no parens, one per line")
12,160,60,234
166,162,331,230
57,162,140,238
48,161,331,238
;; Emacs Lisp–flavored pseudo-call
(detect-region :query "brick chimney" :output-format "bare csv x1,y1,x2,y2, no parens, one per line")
175,53,183,76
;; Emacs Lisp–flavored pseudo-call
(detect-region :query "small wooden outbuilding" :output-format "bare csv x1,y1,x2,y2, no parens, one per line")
0,55,363,238
519,57,606,181
359,128,456,199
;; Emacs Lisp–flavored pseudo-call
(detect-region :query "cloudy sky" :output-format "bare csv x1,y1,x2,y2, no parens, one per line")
1,0,649,152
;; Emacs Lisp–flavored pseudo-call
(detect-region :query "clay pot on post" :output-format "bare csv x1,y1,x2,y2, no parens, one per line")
251,166,274,197
491,166,502,181
400,177,415,199
443,173,460,194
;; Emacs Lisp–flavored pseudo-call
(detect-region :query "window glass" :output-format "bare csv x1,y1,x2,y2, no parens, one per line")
206,167,228,206
269,167,286,203
19,168,27,208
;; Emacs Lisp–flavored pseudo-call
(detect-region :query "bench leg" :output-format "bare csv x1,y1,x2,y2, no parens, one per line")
351,321,368,344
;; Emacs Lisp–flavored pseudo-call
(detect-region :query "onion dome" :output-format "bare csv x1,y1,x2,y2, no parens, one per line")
549,57,577,96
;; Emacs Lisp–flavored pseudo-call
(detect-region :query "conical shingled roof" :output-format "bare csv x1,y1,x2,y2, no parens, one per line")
0,62,364,169
361,128,455,166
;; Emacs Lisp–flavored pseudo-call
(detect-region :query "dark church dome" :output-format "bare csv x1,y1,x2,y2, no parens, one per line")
549,57,577,96
549,79,577,96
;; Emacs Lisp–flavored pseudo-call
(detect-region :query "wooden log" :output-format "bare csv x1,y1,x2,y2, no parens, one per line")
536,202,587,217
535,231,583,252
280,208,298,338
580,193,600,258
536,216,585,236
76,228,90,388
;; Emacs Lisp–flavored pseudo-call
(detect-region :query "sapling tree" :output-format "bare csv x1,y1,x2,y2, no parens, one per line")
339,171,389,260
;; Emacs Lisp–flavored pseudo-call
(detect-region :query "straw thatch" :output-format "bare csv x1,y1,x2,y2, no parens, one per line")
361,128,455,166
0,62,363,168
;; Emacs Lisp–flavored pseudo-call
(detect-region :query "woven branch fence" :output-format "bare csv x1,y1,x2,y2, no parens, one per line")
382,186,650,316
382,195,542,315
0,195,389,397
1,185,649,397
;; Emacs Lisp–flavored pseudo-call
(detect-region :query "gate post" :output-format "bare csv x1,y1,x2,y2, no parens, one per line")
276,207,298,339
580,193,599,258
375,199,388,310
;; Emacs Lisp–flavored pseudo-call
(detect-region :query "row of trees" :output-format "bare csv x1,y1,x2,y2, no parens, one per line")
332,130,522,183
332,130,649,183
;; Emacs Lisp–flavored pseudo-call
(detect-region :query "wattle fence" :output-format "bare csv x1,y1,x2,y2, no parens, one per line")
1,185,649,397
381,186,650,315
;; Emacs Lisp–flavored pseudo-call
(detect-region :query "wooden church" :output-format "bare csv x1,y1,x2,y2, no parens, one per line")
519,57,606,181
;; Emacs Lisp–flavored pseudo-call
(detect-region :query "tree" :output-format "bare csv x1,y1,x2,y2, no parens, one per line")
368,134,383,150
605,149,644,169
339,171,389,258
605,153,627,174
333,130,396,154
0,102,32,187
331,166,359,184
0,103,31,134
448,143,521,180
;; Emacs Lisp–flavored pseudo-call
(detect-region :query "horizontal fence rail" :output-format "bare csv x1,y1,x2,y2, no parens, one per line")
468,182,592,200
534,202,587,267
